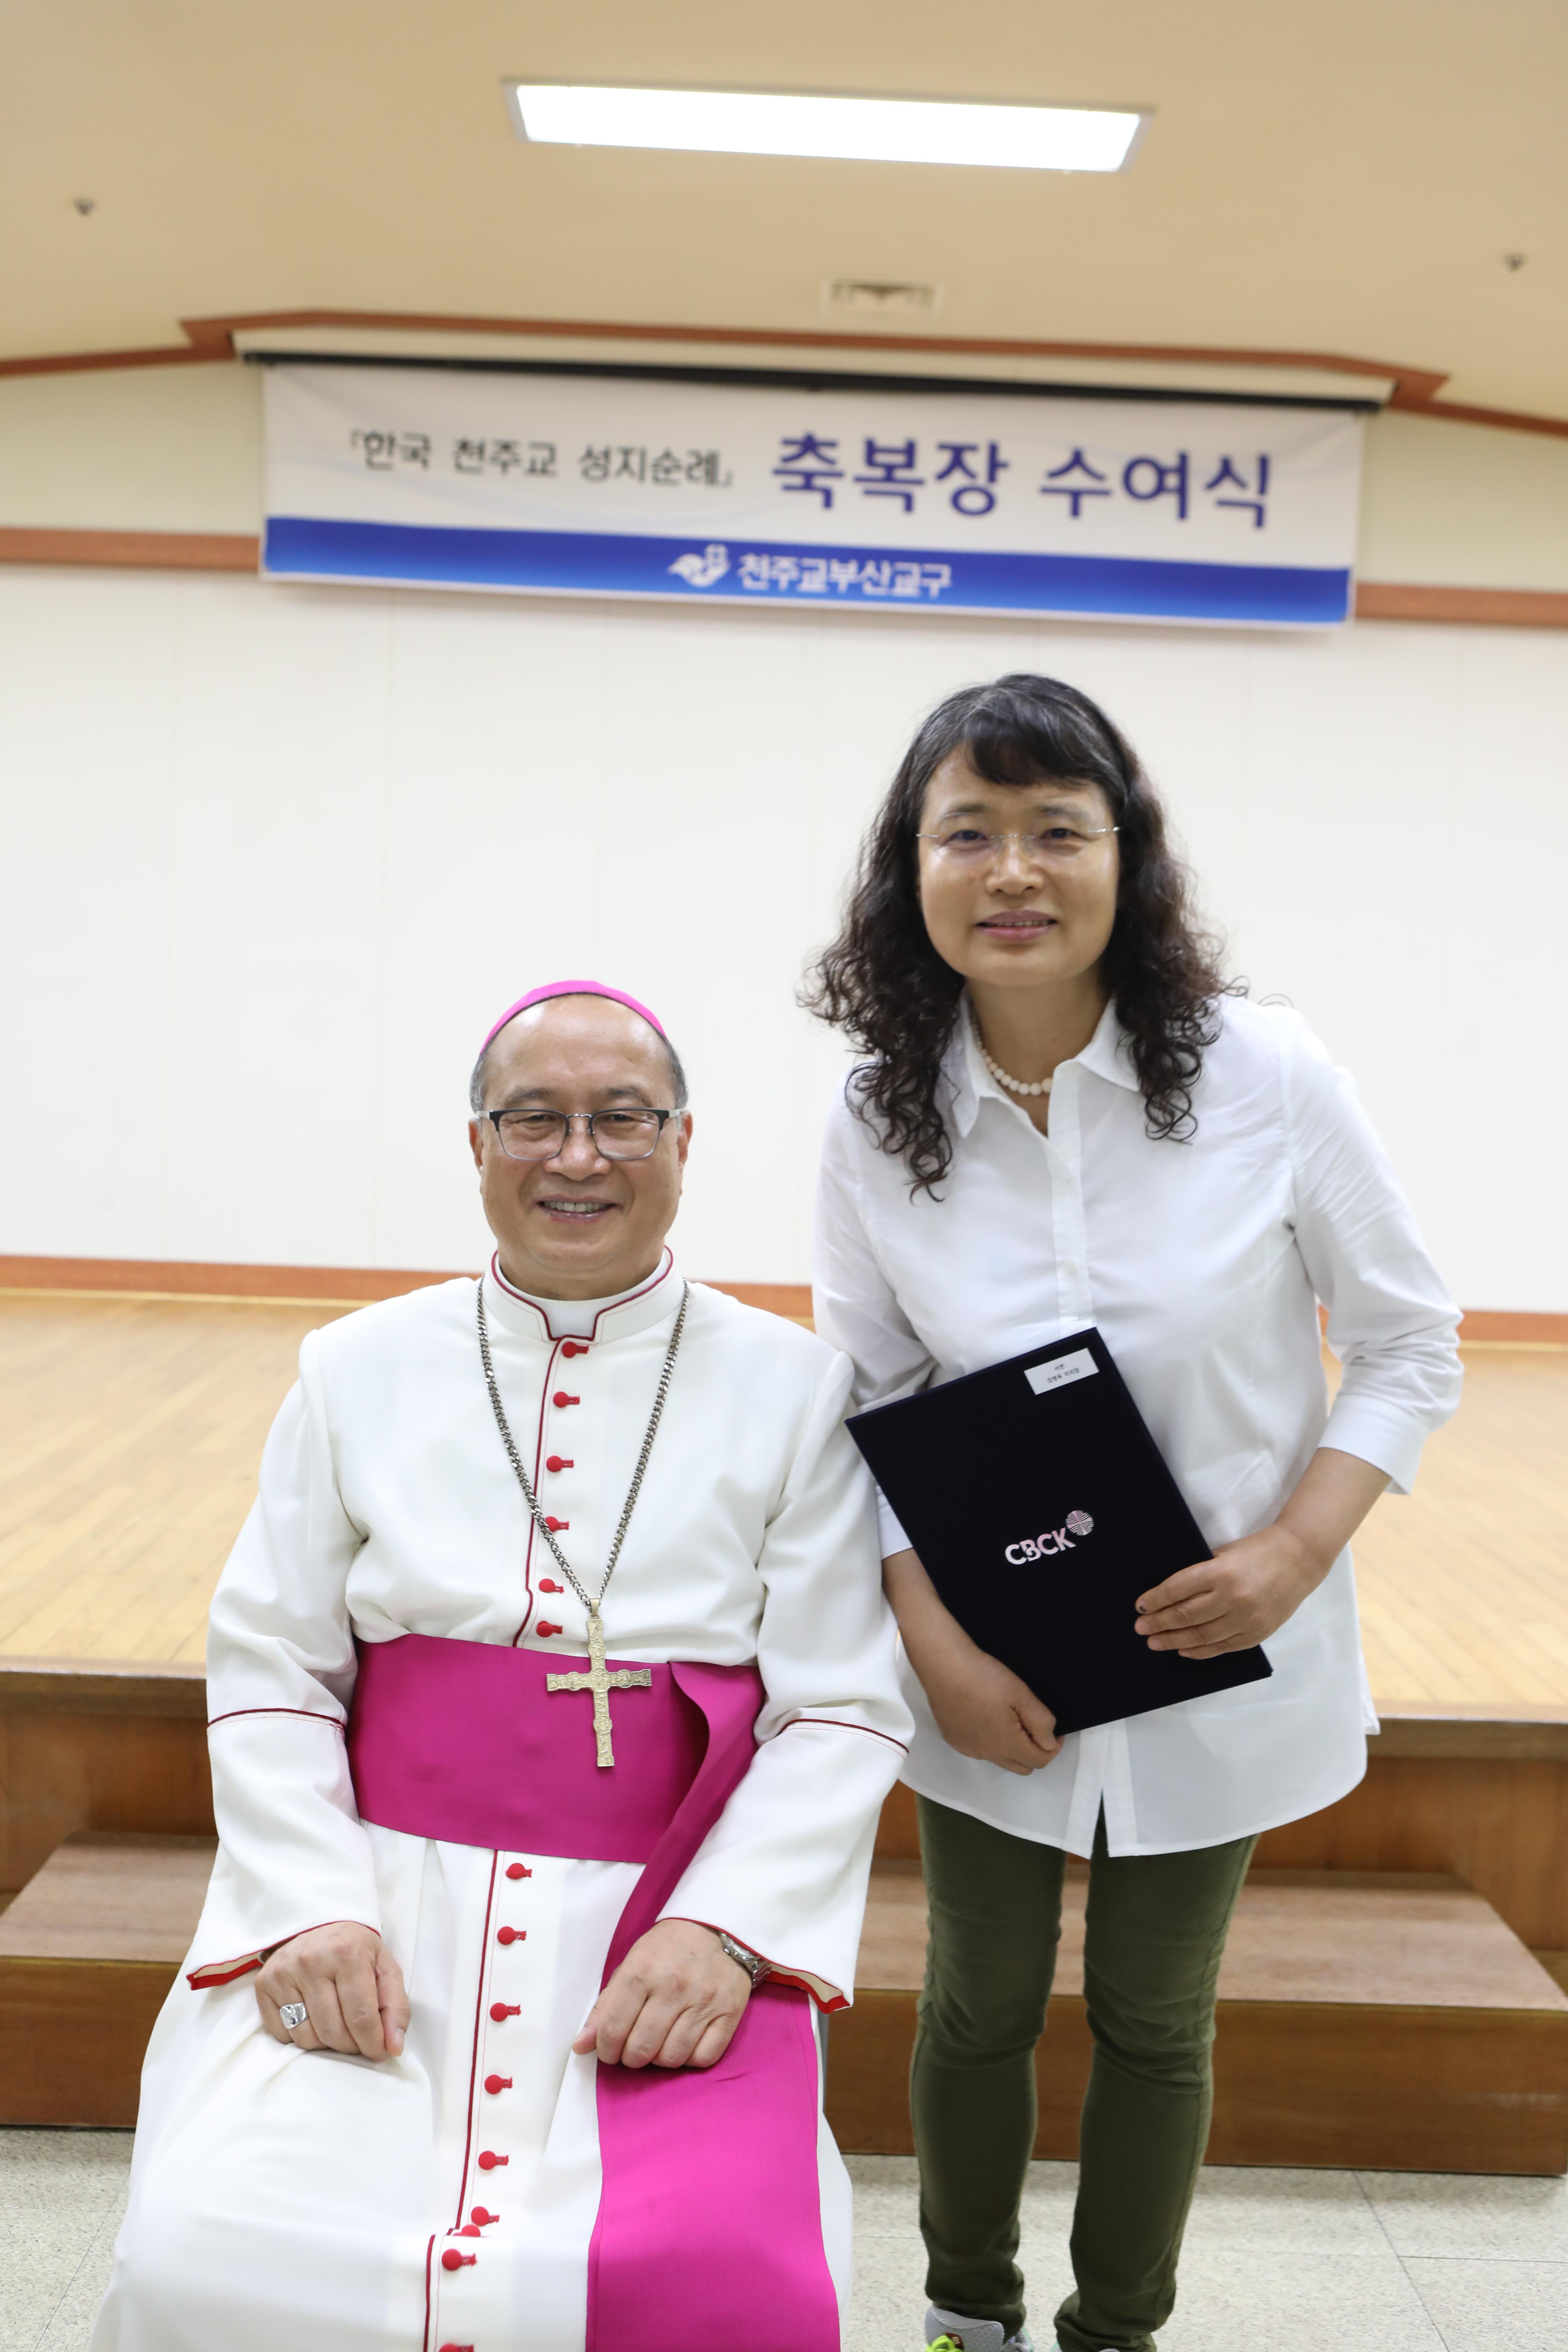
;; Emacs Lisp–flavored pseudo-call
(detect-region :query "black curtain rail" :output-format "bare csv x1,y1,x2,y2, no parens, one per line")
241,350,1384,414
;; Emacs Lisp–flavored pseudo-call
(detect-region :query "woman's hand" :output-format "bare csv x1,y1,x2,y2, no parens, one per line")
1135,1524,1323,1658
916,1640,1064,1773
884,1547,1062,1775
572,1919,751,2070
1136,1447,1392,1660
256,1921,409,2060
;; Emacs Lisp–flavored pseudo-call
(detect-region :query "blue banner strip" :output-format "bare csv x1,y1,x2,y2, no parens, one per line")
263,516,1352,626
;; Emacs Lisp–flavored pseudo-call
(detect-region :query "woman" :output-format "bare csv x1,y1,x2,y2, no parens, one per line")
808,674,1461,2352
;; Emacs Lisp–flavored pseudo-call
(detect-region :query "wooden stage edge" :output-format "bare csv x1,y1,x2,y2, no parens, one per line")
1,1257,1565,1342
5,1657,1567,1753
8,1839,1565,2169
5,1654,1568,1949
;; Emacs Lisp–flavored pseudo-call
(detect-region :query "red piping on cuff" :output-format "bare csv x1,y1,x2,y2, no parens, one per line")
187,1917,379,1990
770,1970,849,2014
673,1921,846,2014
783,1717,911,1753
188,1954,263,1989
206,1707,345,1730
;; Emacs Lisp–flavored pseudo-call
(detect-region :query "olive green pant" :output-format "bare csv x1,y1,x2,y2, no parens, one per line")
911,1797,1256,2352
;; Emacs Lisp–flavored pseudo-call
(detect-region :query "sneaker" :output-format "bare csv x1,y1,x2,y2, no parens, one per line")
925,2306,1035,2352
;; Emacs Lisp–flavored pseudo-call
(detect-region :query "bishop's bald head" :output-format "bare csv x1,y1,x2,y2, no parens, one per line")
467,982,692,1303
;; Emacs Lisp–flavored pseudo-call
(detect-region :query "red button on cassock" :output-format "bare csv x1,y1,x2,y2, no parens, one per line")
505,1863,532,1881
539,1580,562,1594
470,2207,498,2226
439,2342,475,2350
478,2150,509,2170
561,1341,589,1357
545,1456,573,1473
490,2002,520,2022
441,2248,477,2270
484,2074,513,2094
536,1622,561,1638
544,1517,569,1533
458,2224,482,2237
552,1392,580,1408
496,1925,525,1946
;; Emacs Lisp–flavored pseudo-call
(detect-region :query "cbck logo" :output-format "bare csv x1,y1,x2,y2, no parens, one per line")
1005,1510,1094,1564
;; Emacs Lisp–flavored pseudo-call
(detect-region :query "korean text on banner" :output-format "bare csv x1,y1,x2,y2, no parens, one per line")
261,365,1365,629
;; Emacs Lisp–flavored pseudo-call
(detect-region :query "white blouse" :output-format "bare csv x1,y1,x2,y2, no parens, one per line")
812,995,1463,1856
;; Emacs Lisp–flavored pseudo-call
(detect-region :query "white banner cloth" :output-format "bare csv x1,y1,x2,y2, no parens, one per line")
262,363,1364,629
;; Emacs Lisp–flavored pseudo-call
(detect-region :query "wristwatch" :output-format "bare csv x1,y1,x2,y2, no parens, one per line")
716,1929,771,1986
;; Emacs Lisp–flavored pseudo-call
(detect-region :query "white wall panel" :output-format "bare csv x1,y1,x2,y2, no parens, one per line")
0,566,1561,1306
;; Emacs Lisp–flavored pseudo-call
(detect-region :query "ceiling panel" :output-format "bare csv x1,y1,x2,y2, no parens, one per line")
1,0,1561,418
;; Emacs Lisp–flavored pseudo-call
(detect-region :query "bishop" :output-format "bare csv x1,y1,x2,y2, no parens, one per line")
92,980,912,2352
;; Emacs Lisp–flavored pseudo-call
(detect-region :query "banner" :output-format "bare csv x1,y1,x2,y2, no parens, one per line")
261,363,1365,629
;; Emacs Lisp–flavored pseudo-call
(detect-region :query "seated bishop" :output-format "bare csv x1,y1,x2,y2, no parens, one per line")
92,979,913,2352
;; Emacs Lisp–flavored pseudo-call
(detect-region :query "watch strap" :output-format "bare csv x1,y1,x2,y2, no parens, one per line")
716,1929,771,1986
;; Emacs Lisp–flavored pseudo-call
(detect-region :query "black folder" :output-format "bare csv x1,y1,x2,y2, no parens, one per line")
847,1326,1271,1737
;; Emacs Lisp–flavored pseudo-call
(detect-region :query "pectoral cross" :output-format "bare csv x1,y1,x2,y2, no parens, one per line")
545,1605,652,1769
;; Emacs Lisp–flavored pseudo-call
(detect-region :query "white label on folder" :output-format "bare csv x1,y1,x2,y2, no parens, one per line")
1026,1348,1098,1395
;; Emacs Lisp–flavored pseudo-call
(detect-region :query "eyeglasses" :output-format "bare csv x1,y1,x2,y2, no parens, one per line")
917,822,1120,867
485,1108,677,1162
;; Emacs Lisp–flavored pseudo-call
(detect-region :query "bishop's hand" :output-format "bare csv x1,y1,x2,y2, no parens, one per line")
573,1918,751,2071
256,1920,410,2061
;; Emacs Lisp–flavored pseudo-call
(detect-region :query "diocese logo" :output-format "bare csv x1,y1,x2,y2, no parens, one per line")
1005,1512,1094,1564
668,543,731,589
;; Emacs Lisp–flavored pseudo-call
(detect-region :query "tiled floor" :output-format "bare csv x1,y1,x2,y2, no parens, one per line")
0,2133,130,2352
845,2158,1568,2352
4,2133,1564,2352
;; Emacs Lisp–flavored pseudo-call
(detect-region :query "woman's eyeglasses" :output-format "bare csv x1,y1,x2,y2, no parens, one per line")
917,822,1119,868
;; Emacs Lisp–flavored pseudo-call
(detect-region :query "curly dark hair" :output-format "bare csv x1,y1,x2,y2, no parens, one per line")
804,672,1232,1194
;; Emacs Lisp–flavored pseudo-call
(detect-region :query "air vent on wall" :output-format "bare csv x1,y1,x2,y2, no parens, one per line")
823,279,941,318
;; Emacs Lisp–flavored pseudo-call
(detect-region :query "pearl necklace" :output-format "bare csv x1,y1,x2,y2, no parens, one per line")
976,1033,1053,1098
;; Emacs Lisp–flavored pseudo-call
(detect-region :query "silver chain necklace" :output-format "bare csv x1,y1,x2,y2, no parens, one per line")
475,1278,688,1633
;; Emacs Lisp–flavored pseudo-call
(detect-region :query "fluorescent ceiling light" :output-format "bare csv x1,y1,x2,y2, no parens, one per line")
507,85,1146,173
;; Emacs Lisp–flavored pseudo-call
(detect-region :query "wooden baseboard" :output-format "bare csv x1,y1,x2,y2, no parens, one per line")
0,1255,816,1320
1457,1308,1568,1344
0,527,259,572
1354,581,1568,629
0,1260,1558,1337
0,1254,462,1303
701,1281,813,1319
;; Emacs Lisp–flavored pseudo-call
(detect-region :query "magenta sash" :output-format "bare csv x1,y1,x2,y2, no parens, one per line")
347,1633,707,1860
345,1634,841,2352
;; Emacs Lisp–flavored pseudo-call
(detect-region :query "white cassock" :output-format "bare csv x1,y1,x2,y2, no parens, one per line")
92,1252,912,2352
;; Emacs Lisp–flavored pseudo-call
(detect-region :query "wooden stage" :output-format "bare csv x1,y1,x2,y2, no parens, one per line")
2,1289,1565,1705
2,1288,1566,2168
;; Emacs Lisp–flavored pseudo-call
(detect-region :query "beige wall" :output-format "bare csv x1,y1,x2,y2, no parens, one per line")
2,361,1568,589
1,561,1563,1306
